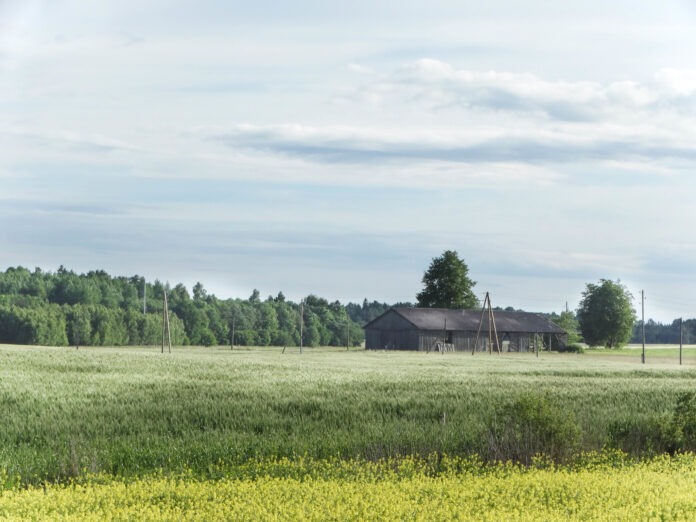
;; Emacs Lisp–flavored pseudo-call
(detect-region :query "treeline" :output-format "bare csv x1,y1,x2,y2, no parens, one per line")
345,299,414,326
0,266,363,347
630,319,696,344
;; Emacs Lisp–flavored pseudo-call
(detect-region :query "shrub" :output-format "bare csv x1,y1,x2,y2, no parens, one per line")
198,329,217,347
558,342,584,353
483,393,581,465
606,416,679,456
607,393,696,456
671,392,696,451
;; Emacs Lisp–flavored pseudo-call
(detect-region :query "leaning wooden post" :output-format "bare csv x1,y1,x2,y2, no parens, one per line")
299,301,304,355
231,315,235,351
164,291,172,353
161,293,166,353
680,317,683,366
489,306,501,354
473,293,489,355
487,300,493,355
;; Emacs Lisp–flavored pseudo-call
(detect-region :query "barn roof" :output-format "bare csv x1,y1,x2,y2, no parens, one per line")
365,307,566,334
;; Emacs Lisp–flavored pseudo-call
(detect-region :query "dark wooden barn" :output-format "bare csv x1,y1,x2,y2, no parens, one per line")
364,307,567,352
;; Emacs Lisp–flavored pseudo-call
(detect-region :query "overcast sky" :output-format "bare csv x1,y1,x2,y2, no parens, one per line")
2,1,696,320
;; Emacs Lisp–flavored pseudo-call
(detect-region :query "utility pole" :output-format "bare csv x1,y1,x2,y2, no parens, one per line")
231,314,235,351
162,291,172,354
299,300,304,355
143,278,147,314
641,290,645,364
680,317,683,366
346,320,350,351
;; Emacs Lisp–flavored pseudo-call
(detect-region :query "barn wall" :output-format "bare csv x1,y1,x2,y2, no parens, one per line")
419,331,502,352
365,309,568,352
365,311,422,350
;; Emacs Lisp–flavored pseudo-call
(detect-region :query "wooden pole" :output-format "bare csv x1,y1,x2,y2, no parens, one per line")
143,278,147,314
346,320,350,351
164,292,172,353
473,293,489,355
489,305,501,354
161,293,166,353
487,297,493,355
680,317,683,366
231,315,235,351
641,290,645,364
442,317,447,355
299,301,303,355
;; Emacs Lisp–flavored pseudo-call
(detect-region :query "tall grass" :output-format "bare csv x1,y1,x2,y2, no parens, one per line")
0,344,694,484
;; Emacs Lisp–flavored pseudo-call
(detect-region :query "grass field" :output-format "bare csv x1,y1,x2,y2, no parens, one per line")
1,343,695,518
587,343,696,360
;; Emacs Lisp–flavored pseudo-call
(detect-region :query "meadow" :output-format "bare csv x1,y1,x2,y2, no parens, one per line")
1,343,694,481
1,343,695,518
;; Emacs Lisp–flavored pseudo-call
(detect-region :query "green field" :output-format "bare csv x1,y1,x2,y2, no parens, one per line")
1,343,695,486
588,343,696,359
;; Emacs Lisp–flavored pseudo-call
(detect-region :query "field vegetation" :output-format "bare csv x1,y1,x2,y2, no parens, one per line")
1,344,695,485
2,344,695,518
3,454,696,520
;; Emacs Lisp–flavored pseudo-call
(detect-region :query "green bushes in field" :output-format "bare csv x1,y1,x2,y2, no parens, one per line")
607,392,696,455
484,393,581,464
557,342,584,353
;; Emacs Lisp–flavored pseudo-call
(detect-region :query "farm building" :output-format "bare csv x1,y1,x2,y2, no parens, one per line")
364,307,567,352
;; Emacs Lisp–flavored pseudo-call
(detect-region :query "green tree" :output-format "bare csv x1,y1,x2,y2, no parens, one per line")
577,279,636,348
192,282,206,301
555,311,580,343
416,250,478,309
66,305,92,348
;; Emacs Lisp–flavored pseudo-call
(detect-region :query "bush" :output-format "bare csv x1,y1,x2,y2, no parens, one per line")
672,392,696,451
607,393,696,456
606,416,678,456
483,393,580,465
198,329,217,347
558,342,584,353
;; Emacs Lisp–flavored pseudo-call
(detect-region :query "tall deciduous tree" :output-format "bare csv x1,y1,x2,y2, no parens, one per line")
416,250,478,309
577,279,636,348
555,311,580,343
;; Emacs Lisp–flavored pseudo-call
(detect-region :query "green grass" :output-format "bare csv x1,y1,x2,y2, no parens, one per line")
0,343,694,485
586,343,696,359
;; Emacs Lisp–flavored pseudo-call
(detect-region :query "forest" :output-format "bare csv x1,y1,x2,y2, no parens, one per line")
629,318,696,344
0,266,364,347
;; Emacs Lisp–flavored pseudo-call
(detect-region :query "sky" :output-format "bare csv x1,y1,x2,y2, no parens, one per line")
2,1,696,321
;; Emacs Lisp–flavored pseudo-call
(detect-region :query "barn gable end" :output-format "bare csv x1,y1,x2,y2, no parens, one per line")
364,309,421,350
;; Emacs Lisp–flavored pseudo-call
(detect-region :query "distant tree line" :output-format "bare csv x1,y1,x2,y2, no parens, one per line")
629,319,696,344
345,299,414,326
0,266,363,347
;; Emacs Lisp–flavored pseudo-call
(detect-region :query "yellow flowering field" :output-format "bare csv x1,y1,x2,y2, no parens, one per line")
1,455,696,521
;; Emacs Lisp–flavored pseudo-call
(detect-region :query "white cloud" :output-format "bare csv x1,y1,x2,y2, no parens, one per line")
353,59,696,121
347,63,373,74
654,68,696,97
206,118,696,172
